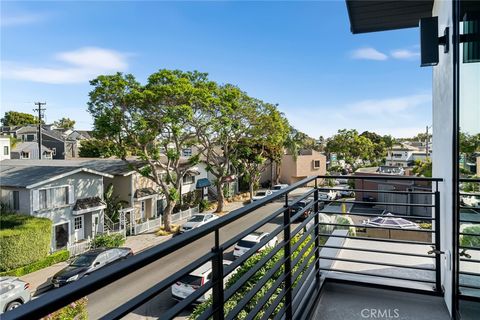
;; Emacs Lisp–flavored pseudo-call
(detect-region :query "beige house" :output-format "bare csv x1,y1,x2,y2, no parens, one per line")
279,150,327,186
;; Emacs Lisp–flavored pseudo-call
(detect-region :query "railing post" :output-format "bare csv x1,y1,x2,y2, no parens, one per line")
434,188,443,293
283,192,293,319
212,229,224,320
314,178,320,279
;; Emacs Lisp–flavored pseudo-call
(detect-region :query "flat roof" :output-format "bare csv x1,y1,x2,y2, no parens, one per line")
346,0,433,34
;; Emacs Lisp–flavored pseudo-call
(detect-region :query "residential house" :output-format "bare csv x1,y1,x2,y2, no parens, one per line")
0,136,11,161
278,149,327,186
385,143,431,168
64,130,94,158
0,162,111,251
11,142,53,160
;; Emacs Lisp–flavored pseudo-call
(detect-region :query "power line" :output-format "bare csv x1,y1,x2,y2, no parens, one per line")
33,102,46,159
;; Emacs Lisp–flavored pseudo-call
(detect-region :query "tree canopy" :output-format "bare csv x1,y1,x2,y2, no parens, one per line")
1,111,40,126
53,117,76,130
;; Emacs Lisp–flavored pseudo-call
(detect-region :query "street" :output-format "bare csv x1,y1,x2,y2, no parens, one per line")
87,201,294,319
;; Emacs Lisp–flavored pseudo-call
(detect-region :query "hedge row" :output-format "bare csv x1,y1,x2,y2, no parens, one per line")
41,297,88,320
0,214,52,271
91,233,126,248
0,250,69,277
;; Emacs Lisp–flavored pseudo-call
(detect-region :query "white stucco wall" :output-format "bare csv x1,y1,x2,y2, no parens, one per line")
432,0,453,314
0,137,11,161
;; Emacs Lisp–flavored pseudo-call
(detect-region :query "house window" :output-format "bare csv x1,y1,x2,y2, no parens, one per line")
182,175,195,185
3,146,9,155
182,148,192,157
38,186,69,210
313,160,321,169
20,151,30,159
74,217,83,230
12,191,19,210
25,134,35,141
52,148,56,155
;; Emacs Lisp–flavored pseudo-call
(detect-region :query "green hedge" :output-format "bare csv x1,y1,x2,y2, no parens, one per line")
91,233,125,248
42,297,88,320
190,233,315,319
0,214,52,271
460,225,480,248
0,250,69,277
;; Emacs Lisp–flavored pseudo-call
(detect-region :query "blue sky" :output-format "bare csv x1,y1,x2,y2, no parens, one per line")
1,1,432,138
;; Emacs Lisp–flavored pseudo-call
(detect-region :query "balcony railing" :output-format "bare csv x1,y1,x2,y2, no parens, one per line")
4,175,443,320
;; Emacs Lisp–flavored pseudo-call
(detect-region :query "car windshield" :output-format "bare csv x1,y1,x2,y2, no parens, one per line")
179,274,203,286
256,192,266,196
70,254,97,267
237,240,257,248
272,186,282,190
189,215,205,222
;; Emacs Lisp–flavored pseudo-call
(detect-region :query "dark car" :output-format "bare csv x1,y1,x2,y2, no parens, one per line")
51,247,133,287
289,198,325,221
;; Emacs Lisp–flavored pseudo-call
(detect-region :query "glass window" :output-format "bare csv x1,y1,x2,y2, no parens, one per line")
12,191,19,210
182,175,195,185
74,217,83,230
3,146,8,155
20,151,30,159
39,189,47,209
313,160,321,168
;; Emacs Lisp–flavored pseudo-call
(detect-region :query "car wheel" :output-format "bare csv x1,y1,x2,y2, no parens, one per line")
6,301,23,311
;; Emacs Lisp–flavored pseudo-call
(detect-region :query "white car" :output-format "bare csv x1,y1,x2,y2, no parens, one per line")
271,184,289,192
171,260,234,303
233,232,278,258
180,214,219,233
252,190,273,201
335,184,355,198
318,189,337,201
0,277,31,314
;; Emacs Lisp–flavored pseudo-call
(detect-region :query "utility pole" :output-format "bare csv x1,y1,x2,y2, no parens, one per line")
425,125,430,159
33,102,46,159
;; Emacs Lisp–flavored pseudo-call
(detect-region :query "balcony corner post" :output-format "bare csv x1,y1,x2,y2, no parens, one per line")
212,229,225,320
283,192,293,319
434,188,443,294
314,179,320,279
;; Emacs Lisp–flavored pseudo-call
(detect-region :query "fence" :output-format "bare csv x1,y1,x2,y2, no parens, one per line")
171,206,199,224
67,238,92,257
133,217,162,235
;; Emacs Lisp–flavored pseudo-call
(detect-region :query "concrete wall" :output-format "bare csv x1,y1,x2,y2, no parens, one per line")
0,187,30,213
0,137,10,161
432,0,454,314
280,152,327,185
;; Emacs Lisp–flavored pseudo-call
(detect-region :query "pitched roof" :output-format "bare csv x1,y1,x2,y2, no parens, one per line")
11,142,52,153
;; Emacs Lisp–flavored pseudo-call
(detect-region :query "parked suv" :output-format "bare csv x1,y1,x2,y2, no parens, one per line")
171,260,234,303
0,277,31,314
289,197,324,221
51,247,133,287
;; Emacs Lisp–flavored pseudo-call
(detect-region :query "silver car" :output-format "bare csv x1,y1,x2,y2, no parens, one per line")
180,214,219,233
0,277,31,314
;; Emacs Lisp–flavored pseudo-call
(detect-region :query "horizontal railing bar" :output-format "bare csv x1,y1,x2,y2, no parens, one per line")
291,221,317,254
459,284,480,289
320,175,443,182
287,188,316,207
319,221,435,233
320,267,436,284
459,219,480,224
460,258,480,263
319,210,435,220
289,199,316,222
318,256,436,271
292,250,318,287
222,206,286,249
458,293,480,302
273,304,287,320
459,178,480,182
225,256,286,320
292,259,318,300
459,246,480,251
459,232,480,237
195,306,214,320
224,241,286,301
99,251,215,319
244,273,287,320
326,199,435,208
319,244,435,258
319,187,435,195
291,235,318,271
459,206,480,210
317,232,434,245
291,210,318,239
459,271,480,276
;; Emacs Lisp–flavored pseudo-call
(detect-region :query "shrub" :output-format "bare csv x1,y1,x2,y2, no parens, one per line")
43,297,88,320
91,233,125,248
190,234,314,319
0,250,69,277
460,225,480,248
419,222,432,230
334,215,356,236
0,214,52,271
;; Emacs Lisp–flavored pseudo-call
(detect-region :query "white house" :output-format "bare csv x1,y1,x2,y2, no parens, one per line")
0,136,11,161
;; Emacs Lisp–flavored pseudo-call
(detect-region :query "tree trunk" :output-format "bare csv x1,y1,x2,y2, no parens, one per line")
163,200,175,232
275,161,281,185
249,182,254,203
215,181,225,213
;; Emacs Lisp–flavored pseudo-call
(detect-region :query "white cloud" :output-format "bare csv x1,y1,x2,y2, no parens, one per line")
350,47,388,61
391,49,420,60
282,93,431,138
1,47,129,84
1,12,48,27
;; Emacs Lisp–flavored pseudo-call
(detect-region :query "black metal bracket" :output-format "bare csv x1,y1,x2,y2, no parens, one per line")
439,27,449,53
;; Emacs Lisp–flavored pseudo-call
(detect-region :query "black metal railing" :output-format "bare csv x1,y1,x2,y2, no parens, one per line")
4,175,443,320
458,178,480,301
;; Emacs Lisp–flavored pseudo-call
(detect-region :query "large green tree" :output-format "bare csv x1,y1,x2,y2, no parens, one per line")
325,129,375,166
78,139,116,158
1,111,40,126
88,70,215,231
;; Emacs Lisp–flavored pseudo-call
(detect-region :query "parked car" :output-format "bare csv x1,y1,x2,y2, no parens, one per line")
51,247,133,287
336,184,355,198
180,214,219,233
0,277,31,314
252,190,273,201
318,189,337,201
271,184,289,192
290,197,325,221
461,195,480,207
171,260,234,303
233,232,278,258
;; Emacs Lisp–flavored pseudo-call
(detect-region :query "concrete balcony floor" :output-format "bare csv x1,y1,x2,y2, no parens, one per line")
310,282,450,320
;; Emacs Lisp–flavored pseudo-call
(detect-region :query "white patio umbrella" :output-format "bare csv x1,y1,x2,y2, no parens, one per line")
363,212,420,229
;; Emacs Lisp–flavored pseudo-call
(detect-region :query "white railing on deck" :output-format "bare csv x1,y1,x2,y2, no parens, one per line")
171,205,199,224
67,237,92,256
133,216,162,235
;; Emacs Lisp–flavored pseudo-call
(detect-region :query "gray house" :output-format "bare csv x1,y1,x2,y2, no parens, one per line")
0,164,112,251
